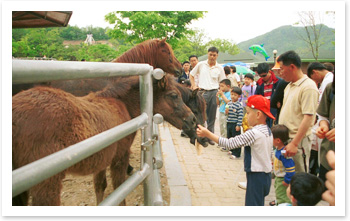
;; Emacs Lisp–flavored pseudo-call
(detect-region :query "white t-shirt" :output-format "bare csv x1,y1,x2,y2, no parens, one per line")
318,72,334,102
233,73,240,83
190,60,226,90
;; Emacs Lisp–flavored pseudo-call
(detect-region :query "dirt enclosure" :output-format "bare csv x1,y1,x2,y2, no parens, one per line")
58,131,170,206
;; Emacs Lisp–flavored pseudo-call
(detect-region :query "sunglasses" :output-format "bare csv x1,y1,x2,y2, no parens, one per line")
259,74,267,78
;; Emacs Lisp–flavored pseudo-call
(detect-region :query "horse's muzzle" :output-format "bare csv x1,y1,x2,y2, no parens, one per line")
197,137,209,147
182,114,197,144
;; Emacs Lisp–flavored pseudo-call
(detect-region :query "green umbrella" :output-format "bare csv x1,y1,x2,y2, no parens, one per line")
235,65,255,75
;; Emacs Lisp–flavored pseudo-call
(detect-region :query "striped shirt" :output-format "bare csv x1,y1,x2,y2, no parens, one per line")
226,101,243,126
219,124,270,150
219,124,273,173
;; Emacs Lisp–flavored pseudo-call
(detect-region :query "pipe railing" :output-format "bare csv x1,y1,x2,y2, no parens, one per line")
12,113,148,197
12,60,153,84
12,60,165,206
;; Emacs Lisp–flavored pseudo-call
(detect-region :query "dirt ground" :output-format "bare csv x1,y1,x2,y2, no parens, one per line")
58,131,170,206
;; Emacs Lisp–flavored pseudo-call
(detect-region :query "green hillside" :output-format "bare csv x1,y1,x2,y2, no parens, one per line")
237,25,335,61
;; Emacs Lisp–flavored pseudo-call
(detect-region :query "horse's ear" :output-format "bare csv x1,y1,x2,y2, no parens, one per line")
192,88,199,98
160,38,167,46
156,76,168,90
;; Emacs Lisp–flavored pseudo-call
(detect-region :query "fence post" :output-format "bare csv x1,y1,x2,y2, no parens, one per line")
140,67,154,206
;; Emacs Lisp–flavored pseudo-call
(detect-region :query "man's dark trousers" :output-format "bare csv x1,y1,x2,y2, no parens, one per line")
201,89,218,135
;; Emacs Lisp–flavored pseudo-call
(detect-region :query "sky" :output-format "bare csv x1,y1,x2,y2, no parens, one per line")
68,1,336,44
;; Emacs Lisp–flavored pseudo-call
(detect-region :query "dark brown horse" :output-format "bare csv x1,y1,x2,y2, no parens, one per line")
171,81,208,146
12,75,197,206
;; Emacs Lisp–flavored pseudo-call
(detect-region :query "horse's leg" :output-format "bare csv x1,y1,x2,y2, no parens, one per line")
93,169,107,205
12,191,29,206
31,172,65,206
110,147,131,206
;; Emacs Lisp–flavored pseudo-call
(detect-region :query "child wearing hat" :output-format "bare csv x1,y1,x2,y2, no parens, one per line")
197,95,275,206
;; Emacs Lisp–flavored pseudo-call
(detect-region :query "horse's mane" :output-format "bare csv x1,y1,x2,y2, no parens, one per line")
175,81,207,116
96,76,140,99
113,39,161,67
96,74,176,99
175,83,191,102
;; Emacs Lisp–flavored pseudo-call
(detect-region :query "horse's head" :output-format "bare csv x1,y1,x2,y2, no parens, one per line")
153,75,197,143
155,39,182,77
184,88,208,147
113,39,182,77
175,85,208,146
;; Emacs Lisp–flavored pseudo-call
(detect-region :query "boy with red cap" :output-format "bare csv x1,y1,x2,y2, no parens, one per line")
197,95,275,206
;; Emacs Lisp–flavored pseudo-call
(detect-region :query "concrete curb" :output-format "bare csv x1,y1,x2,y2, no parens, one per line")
158,123,192,206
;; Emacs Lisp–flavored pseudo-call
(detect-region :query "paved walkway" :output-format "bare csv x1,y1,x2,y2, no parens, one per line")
161,109,275,206
160,108,329,206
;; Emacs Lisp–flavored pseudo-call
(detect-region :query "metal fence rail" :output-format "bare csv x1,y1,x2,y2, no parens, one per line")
12,60,165,206
12,60,153,84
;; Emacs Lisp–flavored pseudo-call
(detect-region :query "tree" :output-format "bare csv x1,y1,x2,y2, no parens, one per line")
205,38,240,55
187,29,208,56
12,28,64,58
105,11,206,48
173,29,208,62
60,25,85,40
294,11,326,61
87,44,119,62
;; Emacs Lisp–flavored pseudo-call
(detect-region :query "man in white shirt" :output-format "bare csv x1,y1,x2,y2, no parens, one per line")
307,62,334,102
306,62,334,175
190,47,226,145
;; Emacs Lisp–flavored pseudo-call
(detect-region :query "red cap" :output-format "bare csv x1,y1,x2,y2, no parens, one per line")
246,95,275,120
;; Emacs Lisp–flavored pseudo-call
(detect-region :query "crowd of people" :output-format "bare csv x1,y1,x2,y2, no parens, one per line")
177,47,335,207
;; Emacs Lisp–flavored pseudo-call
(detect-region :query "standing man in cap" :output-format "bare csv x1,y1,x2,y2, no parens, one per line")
270,56,289,125
190,47,226,145
277,51,319,173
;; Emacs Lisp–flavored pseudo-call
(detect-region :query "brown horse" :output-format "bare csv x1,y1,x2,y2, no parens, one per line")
12,75,197,206
12,39,182,96
12,38,207,145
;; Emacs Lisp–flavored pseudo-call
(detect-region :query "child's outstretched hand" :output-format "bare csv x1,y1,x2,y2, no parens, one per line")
196,124,209,137
196,125,220,144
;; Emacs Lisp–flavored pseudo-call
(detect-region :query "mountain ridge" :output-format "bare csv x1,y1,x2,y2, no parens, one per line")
237,25,335,60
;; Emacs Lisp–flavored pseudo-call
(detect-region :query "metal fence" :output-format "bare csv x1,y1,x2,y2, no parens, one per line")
12,60,165,206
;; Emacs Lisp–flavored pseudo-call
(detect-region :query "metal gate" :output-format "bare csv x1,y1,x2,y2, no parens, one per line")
12,60,165,206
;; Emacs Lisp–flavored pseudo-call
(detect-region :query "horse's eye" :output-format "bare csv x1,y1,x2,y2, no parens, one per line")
170,93,178,99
